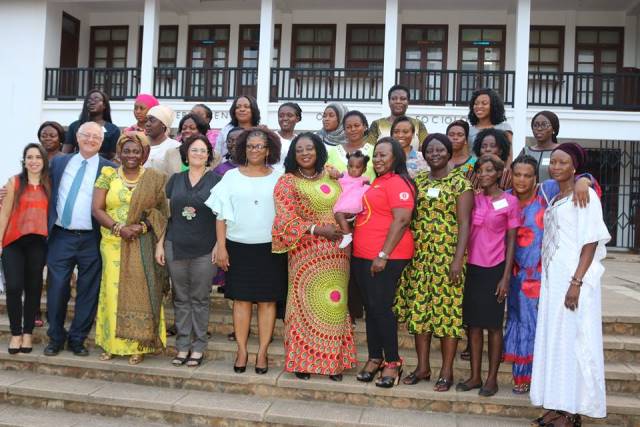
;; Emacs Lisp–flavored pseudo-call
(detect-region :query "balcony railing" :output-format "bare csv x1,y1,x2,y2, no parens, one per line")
42,67,640,111
153,67,258,100
270,68,383,102
44,68,140,100
396,69,516,106
528,71,640,110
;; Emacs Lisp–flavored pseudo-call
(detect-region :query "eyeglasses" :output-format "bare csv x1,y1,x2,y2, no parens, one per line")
78,132,103,141
246,144,267,151
189,148,208,154
532,122,552,130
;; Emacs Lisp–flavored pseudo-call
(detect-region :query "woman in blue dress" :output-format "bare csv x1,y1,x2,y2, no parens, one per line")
504,155,599,394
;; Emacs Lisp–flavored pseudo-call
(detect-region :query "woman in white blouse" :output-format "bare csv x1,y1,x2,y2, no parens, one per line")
205,127,285,375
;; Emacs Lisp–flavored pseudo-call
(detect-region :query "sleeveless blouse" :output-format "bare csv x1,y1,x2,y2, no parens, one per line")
2,177,48,247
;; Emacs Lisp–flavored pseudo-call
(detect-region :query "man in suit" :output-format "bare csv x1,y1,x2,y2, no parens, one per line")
45,121,116,356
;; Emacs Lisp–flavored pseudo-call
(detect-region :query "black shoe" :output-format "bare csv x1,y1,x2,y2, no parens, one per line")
295,372,310,380
44,342,62,356
19,347,33,354
233,352,248,373
356,359,383,383
69,344,89,356
227,332,236,341
167,325,177,337
255,355,268,374
8,347,20,355
329,374,343,382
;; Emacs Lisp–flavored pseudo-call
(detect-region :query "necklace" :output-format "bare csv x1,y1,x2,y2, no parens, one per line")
298,168,319,180
119,167,143,188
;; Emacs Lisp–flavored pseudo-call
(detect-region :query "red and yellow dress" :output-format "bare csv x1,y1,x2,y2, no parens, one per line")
272,173,357,375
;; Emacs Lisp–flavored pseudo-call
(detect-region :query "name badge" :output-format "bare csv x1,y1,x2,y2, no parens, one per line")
492,198,508,210
541,157,551,166
427,188,440,198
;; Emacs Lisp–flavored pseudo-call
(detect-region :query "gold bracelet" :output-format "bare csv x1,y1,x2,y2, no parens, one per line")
140,221,148,234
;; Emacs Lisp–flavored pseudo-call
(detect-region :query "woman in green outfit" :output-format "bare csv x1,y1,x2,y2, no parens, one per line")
326,111,376,182
393,133,473,391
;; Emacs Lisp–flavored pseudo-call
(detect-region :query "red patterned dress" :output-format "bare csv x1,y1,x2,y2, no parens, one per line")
272,173,357,375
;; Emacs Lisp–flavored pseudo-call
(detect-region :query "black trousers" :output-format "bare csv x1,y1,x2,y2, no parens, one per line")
351,257,408,362
3,234,47,336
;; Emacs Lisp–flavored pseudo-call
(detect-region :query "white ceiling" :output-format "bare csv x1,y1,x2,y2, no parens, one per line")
53,0,640,13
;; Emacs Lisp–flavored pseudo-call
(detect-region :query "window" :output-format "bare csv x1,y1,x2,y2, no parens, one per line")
291,25,336,68
401,25,447,71
186,25,231,99
346,25,384,69
138,25,179,68
575,27,623,74
238,24,282,68
90,26,128,68
529,26,564,72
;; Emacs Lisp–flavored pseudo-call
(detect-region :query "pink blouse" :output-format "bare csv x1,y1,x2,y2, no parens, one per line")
468,192,521,268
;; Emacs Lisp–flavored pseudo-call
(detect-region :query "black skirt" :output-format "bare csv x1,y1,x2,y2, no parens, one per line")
462,262,506,329
224,239,287,302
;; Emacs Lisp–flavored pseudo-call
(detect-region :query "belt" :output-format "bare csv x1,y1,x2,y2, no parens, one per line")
54,225,93,234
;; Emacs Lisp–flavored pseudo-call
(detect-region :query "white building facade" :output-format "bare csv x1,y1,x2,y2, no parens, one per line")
0,0,639,248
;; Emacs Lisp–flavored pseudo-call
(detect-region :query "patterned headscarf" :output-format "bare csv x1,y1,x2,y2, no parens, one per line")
117,132,151,164
317,103,349,146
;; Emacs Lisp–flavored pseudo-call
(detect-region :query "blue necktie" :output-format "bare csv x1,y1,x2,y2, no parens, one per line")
61,159,88,228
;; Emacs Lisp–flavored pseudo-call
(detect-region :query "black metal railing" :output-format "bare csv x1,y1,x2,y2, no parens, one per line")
528,71,640,110
395,69,515,106
44,68,140,100
153,67,258,100
270,68,383,102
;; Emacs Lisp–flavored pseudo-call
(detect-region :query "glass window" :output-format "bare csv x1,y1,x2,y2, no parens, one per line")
346,25,384,68
461,28,481,42
529,27,564,73
292,25,335,68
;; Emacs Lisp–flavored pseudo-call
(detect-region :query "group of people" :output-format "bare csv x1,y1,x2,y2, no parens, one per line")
0,85,611,426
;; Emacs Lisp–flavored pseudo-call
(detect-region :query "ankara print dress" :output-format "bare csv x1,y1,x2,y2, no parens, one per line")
272,173,357,375
393,169,471,337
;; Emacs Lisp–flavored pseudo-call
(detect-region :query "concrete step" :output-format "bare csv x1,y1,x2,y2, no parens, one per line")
0,349,636,426
1,296,639,361
0,369,546,427
0,402,175,427
0,314,638,394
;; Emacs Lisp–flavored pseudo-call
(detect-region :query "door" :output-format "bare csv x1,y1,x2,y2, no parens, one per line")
187,26,229,99
458,26,506,104
237,25,281,98
400,25,447,104
89,26,129,98
575,28,623,108
58,12,80,98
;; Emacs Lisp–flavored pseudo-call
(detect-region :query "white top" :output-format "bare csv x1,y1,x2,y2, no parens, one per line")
205,167,283,244
145,137,180,171
56,153,100,230
531,188,611,418
275,131,296,169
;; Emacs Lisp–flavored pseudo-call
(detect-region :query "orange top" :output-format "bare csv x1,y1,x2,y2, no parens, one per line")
2,177,48,247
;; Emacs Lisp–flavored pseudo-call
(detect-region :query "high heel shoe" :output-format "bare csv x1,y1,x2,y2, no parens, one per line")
375,360,403,388
8,337,22,355
255,354,268,374
356,359,383,382
233,352,248,373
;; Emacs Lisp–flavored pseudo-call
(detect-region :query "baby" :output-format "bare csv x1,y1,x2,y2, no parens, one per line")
333,150,370,249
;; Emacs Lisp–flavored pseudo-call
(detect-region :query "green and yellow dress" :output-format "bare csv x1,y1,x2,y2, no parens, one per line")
393,169,471,338
94,167,167,355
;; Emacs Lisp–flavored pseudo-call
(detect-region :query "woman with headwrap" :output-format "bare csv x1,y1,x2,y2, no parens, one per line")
316,103,349,147
92,133,169,365
530,143,610,426
521,110,560,181
144,105,180,171
125,94,159,133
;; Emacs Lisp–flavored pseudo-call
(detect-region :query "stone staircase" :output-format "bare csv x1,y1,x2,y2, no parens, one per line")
0,292,638,426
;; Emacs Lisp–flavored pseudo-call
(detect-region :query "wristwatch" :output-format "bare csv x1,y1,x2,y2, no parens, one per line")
377,251,389,260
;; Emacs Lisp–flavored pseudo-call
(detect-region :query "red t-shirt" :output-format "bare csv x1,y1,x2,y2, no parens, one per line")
353,173,415,260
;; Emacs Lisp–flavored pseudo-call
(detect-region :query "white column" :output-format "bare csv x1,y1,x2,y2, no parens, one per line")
382,0,399,116
140,0,160,94
512,0,531,155
257,0,274,117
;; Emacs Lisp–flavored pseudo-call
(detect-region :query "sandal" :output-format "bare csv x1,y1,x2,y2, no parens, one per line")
172,352,190,366
99,352,114,361
128,354,144,365
186,353,204,367
356,358,384,383
455,380,482,392
460,349,470,361
512,383,530,394
531,410,559,426
433,377,453,392
402,370,431,385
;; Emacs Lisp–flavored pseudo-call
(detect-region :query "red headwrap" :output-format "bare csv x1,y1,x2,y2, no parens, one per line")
134,93,159,109
552,142,587,173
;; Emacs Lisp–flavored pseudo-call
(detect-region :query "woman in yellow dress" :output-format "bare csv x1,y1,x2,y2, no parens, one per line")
92,133,169,364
